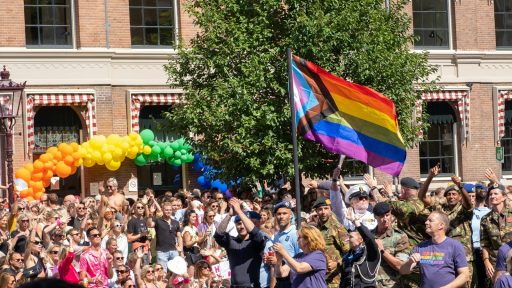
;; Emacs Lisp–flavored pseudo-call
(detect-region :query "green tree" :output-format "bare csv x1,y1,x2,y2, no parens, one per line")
164,0,436,182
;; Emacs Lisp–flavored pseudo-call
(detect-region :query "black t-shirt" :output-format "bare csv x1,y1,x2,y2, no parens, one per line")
127,217,148,243
154,217,180,252
214,227,265,288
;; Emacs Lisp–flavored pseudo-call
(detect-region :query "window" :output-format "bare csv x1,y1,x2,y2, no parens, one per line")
495,0,512,48
341,157,369,181
24,0,73,47
419,102,458,176
129,0,175,47
412,0,450,49
502,101,512,173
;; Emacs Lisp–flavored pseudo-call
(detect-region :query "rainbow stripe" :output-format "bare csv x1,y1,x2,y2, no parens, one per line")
291,54,406,176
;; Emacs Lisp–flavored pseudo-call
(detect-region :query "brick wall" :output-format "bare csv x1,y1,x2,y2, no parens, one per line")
0,0,25,47
453,0,495,50
179,0,199,46
76,0,107,48
108,0,132,48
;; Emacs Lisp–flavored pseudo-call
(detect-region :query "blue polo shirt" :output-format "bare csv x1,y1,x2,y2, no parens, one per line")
274,225,301,257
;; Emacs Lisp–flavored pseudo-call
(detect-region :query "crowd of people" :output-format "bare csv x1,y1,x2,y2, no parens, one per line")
1,164,512,287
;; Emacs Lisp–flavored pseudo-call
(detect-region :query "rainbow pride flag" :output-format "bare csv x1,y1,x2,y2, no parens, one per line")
291,54,406,176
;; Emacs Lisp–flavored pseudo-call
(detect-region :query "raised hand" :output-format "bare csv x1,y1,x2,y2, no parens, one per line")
364,174,377,188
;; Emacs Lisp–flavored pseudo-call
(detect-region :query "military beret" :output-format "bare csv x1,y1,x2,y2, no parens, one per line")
400,177,420,189
463,183,475,193
312,197,331,209
345,185,370,203
273,201,293,214
475,183,487,192
372,202,391,216
234,211,261,223
488,182,506,192
444,185,460,196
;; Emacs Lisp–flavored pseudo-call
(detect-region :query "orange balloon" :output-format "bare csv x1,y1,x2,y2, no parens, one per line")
44,161,54,170
56,161,71,178
72,151,82,161
24,163,34,173
34,192,43,200
32,181,44,192
33,160,44,171
43,169,53,180
25,188,33,197
58,143,74,156
53,151,62,161
47,146,58,154
70,165,78,175
19,189,29,198
25,196,34,202
64,155,74,166
15,168,31,183
70,142,80,152
31,172,43,181
42,179,51,188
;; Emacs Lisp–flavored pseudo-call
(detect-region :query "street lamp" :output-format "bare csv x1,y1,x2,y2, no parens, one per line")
0,66,26,207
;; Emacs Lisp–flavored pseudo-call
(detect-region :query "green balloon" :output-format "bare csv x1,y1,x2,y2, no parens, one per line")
173,159,182,166
180,149,187,155
139,129,155,145
134,154,148,166
185,154,195,163
157,142,166,151
151,145,161,156
180,155,187,161
174,151,182,158
177,138,185,146
170,141,179,150
163,146,174,158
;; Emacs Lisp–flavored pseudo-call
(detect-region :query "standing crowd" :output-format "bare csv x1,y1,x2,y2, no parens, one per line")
1,165,512,288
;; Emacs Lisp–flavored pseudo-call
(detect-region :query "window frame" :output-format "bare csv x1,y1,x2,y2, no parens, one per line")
495,0,512,49
412,0,453,51
419,102,460,178
24,0,76,49
129,0,178,49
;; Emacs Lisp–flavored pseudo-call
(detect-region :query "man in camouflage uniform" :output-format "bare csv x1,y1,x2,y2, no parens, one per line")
313,197,349,288
373,202,409,288
480,182,512,284
374,176,429,288
418,165,474,287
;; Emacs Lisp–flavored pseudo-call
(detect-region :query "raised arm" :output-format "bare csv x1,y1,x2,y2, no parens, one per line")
329,167,347,226
216,213,232,235
451,175,472,210
229,198,255,233
485,168,500,185
418,164,440,207
365,174,384,203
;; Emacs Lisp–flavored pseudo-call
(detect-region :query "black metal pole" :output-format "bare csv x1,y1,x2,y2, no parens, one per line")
5,129,13,208
287,48,302,228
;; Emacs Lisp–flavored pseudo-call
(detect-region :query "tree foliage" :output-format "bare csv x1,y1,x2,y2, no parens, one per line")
164,0,436,183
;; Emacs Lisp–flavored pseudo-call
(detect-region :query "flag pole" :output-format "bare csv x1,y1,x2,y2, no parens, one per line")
287,48,302,228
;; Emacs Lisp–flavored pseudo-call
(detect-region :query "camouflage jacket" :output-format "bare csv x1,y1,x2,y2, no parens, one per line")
317,214,350,287
480,207,512,264
375,227,410,288
430,201,473,261
387,197,430,246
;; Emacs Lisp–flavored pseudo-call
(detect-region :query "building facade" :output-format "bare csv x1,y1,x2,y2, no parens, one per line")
0,0,511,198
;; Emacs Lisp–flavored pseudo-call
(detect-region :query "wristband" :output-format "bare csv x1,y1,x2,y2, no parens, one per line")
371,186,377,191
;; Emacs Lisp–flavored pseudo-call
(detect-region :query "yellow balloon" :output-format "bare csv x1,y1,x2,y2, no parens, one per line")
143,145,152,155
83,158,95,167
126,150,137,159
106,160,121,171
129,132,140,141
74,159,83,167
96,158,105,165
92,151,102,162
102,152,113,163
107,134,121,145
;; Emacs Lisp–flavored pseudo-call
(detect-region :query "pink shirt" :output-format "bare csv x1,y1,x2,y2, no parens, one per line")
79,247,110,288
59,251,80,284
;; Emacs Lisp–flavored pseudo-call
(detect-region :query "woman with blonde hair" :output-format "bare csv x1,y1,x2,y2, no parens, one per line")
0,272,16,288
274,224,327,288
44,243,61,277
134,241,158,288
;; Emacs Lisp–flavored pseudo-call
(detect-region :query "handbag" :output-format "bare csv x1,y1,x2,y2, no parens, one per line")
184,246,202,264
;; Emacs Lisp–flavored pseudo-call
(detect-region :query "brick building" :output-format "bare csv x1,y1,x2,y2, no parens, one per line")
0,0,511,198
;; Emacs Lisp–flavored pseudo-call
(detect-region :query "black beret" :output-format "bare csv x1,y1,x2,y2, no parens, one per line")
400,177,419,189
234,211,261,223
373,202,391,216
312,197,331,209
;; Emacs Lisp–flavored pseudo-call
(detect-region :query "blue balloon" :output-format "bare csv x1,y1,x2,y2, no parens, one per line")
219,183,228,193
193,158,205,171
197,176,206,186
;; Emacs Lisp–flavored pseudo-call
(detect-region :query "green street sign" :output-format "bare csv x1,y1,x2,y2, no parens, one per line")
497,146,504,163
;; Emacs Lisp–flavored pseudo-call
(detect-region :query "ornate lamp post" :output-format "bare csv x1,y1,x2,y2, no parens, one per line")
0,66,26,206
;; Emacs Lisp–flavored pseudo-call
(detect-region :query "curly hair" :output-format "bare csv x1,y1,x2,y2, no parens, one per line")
183,210,197,227
298,224,326,253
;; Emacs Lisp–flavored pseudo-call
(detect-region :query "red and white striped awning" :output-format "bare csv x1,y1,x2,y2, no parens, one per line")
416,90,470,139
130,92,186,133
498,90,512,138
26,93,97,150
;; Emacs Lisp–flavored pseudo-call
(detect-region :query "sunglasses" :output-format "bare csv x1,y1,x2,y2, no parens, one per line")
12,258,23,262
18,208,26,211
211,205,219,208
71,233,80,236
32,241,43,245
55,235,65,238
358,196,369,201
89,233,101,238
155,267,162,272
117,269,128,274
77,207,86,210
20,219,29,223
147,270,154,273
115,256,124,260
107,186,114,189
136,206,144,209
50,250,59,254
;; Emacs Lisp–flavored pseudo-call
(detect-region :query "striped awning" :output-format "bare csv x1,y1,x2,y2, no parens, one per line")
26,93,97,150
416,90,470,140
130,92,186,133
498,90,512,138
